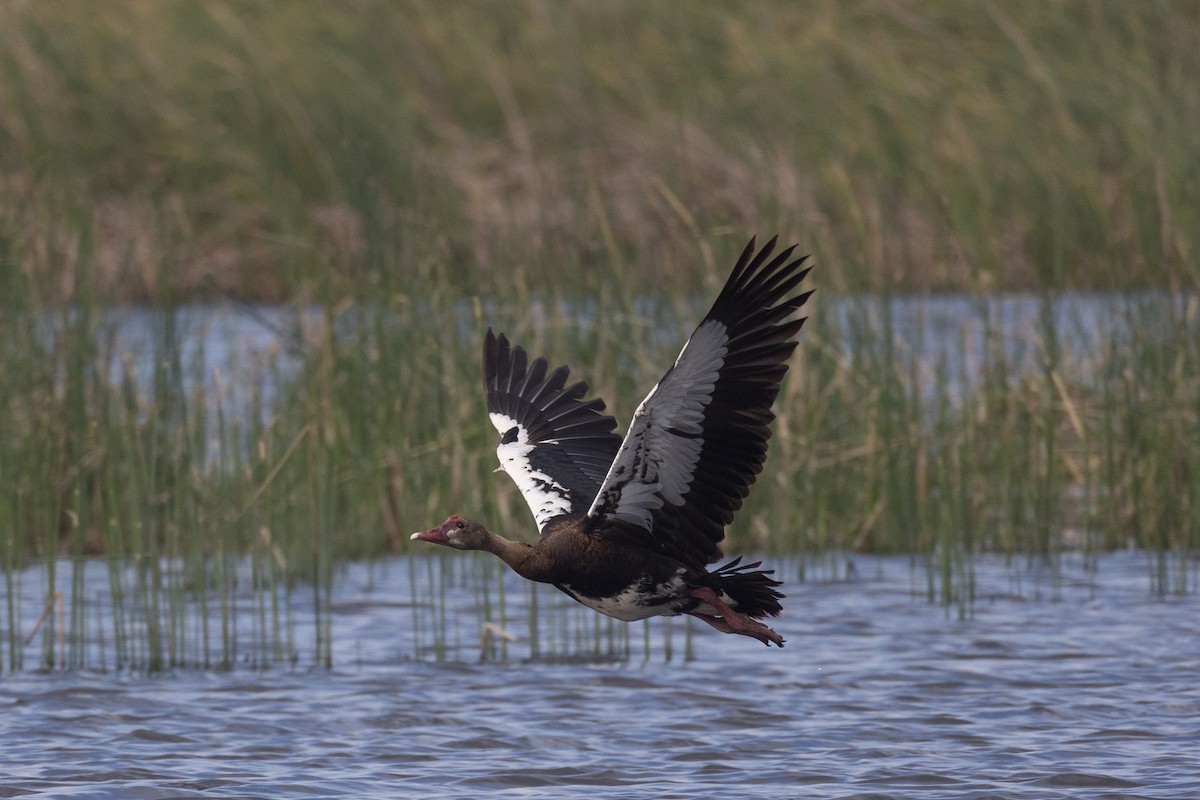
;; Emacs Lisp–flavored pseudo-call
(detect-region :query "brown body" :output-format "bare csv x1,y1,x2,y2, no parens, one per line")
413,515,785,644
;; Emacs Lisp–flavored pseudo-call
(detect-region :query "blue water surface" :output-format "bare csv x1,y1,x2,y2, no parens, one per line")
2,551,1198,799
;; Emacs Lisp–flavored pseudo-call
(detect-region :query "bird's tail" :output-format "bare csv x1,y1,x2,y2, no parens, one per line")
706,557,784,619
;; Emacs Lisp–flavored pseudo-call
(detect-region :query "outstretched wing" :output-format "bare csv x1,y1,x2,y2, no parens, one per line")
584,237,813,570
484,329,623,532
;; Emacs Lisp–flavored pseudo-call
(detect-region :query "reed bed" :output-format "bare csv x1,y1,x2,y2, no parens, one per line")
2,3,1198,668
4,288,1197,670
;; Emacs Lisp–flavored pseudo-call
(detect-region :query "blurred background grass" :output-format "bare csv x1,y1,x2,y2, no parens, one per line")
2,1,1198,668
2,0,1197,304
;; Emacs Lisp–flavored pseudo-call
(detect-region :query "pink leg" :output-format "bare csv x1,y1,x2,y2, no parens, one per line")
690,612,735,635
688,587,785,647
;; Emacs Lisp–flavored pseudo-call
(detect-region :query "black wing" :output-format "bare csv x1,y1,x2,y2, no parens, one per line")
484,329,623,532
584,237,813,569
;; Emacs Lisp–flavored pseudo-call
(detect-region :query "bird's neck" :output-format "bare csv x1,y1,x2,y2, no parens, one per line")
483,532,552,583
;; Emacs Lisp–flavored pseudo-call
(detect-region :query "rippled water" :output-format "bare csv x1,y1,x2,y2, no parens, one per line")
3,551,1198,798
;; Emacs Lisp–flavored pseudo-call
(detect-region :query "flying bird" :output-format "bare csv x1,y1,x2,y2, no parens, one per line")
412,237,812,646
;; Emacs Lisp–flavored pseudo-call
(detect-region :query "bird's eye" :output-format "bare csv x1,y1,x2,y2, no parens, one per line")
456,521,465,529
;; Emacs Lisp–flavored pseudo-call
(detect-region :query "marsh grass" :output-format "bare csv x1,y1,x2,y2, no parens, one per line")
4,278,1200,670
2,3,1199,668
0,280,344,670
3,276,1198,671
2,2,1198,302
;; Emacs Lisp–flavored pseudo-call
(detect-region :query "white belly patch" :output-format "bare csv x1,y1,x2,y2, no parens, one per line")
561,573,691,622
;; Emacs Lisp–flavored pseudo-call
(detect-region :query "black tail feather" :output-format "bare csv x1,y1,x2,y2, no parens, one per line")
706,557,784,619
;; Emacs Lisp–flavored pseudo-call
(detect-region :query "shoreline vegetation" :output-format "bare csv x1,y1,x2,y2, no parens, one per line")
1,4,1197,669
1,2,1196,303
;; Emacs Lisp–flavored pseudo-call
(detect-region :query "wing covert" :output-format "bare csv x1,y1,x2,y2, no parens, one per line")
585,237,813,569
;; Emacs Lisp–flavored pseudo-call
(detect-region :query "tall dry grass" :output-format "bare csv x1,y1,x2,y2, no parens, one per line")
1,1,1197,304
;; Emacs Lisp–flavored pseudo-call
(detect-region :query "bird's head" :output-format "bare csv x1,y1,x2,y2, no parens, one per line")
410,515,489,551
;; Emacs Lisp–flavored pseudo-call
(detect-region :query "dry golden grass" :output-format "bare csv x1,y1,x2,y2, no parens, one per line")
1,1,1197,303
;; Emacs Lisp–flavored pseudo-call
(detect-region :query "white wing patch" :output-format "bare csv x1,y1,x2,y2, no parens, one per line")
489,412,573,530
586,320,729,528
